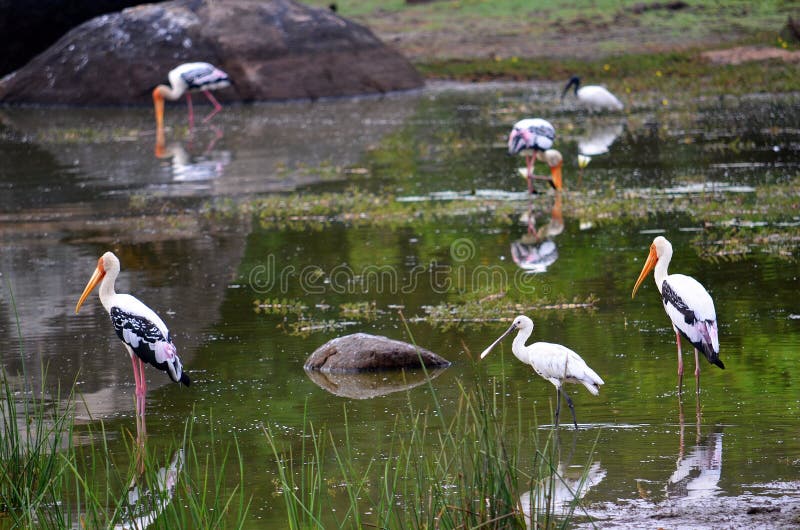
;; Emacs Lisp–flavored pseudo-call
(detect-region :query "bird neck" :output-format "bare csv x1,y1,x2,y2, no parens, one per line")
512,326,533,362
98,267,118,312
654,252,671,294
154,84,181,101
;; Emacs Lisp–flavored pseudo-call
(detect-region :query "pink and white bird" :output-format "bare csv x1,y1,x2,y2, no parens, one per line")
152,62,231,130
631,236,723,393
508,118,562,193
75,252,190,417
480,315,604,429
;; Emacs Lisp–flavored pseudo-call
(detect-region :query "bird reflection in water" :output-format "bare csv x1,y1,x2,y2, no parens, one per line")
155,129,229,186
511,191,563,273
520,433,606,527
115,449,184,529
574,119,624,186
668,400,723,500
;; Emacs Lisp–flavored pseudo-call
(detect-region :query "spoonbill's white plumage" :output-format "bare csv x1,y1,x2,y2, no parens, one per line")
75,252,190,419
479,315,604,429
508,119,561,193
561,76,624,111
631,236,723,393
152,62,231,130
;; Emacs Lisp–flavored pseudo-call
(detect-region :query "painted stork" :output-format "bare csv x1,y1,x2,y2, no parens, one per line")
631,236,723,393
75,252,190,418
561,76,624,111
152,62,231,130
480,315,604,429
508,118,560,194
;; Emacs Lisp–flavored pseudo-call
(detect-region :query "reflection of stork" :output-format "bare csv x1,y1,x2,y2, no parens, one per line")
155,140,229,185
668,401,723,500
632,236,723,393
561,76,624,111
115,449,184,529
479,315,604,429
520,461,606,526
512,192,563,273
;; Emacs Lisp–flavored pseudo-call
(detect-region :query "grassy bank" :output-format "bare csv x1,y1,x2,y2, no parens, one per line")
305,0,800,95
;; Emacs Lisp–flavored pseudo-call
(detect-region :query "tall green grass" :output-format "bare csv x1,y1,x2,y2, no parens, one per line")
265,377,599,528
0,280,250,528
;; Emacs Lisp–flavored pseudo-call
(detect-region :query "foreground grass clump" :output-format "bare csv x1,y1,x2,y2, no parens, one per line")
266,379,598,528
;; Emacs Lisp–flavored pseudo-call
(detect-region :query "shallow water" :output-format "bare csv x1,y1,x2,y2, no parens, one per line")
1,85,799,527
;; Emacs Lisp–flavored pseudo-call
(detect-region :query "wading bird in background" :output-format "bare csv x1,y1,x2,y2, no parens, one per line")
152,62,231,131
479,315,604,429
561,76,624,111
75,252,191,427
631,236,723,394
508,118,560,193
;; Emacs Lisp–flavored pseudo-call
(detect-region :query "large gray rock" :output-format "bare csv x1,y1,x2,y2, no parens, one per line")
304,333,451,373
0,0,423,104
305,368,448,399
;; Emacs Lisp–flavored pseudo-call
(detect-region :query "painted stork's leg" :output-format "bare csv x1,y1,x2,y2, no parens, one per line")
675,330,684,394
526,154,534,194
202,90,223,123
130,354,141,398
561,388,579,430
186,93,195,129
694,348,701,394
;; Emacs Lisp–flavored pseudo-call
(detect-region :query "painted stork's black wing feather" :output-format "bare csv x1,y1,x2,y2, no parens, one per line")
661,281,696,325
110,307,191,386
180,64,230,91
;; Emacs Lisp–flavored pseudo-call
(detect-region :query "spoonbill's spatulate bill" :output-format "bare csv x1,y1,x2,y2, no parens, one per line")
480,315,604,429
75,252,190,419
631,236,723,394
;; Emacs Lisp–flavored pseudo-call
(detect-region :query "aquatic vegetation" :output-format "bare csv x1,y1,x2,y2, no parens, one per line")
265,380,597,528
418,294,599,331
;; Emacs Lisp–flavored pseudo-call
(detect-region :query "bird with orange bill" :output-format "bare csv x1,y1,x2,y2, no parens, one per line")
75,252,190,420
152,62,231,132
631,236,723,394
508,118,562,193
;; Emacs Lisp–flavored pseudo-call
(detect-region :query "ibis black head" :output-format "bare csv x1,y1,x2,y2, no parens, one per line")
561,75,581,100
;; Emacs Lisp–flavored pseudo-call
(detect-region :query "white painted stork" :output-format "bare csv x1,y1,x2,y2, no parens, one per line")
561,76,624,111
75,252,190,418
631,236,723,393
508,118,560,194
152,62,231,130
480,315,604,429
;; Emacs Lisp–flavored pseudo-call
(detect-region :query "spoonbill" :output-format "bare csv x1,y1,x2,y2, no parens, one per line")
480,315,604,429
75,252,190,419
561,76,624,111
508,119,558,194
631,236,723,393
152,62,231,130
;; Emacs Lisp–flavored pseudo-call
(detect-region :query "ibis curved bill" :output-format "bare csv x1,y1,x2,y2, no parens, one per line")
631,236,722,394
480,315,604,429
76,252,190,420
